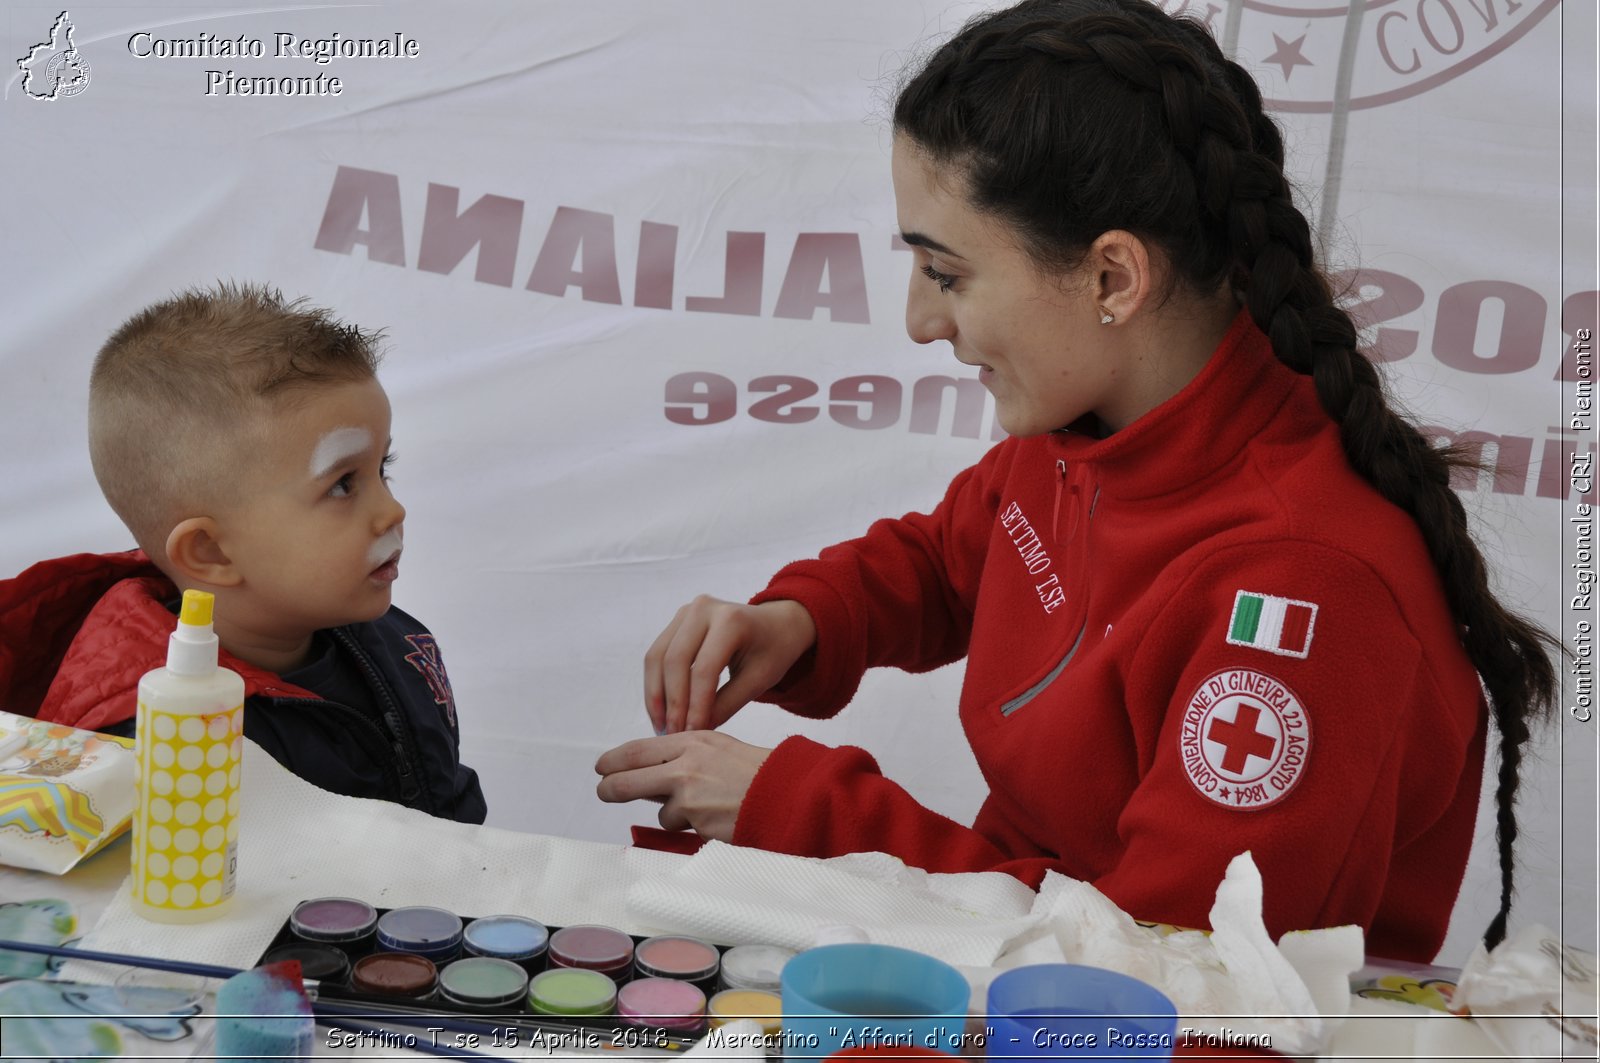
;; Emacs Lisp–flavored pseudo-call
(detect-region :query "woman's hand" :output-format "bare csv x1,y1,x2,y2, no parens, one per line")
594,731,773,841
644,596,816,733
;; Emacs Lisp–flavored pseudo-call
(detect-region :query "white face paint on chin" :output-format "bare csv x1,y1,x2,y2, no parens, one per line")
309,426,373,480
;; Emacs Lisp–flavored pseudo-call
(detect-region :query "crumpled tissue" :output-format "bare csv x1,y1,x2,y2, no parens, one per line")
997,851,1364,1056
1453,923,1599,1059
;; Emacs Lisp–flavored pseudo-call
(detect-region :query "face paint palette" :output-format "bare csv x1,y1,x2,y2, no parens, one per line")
256,900,776,1051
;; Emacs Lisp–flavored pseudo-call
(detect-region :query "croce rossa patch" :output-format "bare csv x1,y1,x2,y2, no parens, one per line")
1179,668,1310,810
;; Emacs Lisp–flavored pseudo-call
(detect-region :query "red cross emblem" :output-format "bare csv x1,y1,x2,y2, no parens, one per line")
1207,704,1278,773
1179,668,1311,811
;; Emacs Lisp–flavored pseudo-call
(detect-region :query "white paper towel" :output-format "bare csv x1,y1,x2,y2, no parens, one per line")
68,739,687,982
995,852,1365,1056
624,841,1040,967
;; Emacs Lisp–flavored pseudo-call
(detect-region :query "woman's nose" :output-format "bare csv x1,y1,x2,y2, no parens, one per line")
905,272,955,345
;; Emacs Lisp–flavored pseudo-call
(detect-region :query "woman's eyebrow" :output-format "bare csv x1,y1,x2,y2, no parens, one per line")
899,231,967,260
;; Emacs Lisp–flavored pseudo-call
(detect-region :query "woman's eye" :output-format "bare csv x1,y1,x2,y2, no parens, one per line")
920,263,956,293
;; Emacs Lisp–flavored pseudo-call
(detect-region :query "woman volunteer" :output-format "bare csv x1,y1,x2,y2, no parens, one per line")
595,0,1556,962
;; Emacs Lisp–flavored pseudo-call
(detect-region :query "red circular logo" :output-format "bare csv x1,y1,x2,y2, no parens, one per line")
1179,668,1311,810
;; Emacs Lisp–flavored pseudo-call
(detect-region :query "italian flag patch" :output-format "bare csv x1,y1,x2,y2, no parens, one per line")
1227,591,1318,659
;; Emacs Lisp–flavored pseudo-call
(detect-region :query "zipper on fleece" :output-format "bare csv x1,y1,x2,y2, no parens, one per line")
1005,460,1101,718
1000,620,1087,716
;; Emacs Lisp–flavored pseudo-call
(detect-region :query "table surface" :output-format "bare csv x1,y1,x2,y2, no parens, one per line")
0,835,1522,1062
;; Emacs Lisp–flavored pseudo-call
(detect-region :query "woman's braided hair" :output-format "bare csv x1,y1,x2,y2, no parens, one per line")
894,0,1558,948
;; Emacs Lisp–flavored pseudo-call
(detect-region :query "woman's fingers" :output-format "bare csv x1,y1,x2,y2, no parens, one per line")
594,732,772,842
657,603,715,733
644,596,816,734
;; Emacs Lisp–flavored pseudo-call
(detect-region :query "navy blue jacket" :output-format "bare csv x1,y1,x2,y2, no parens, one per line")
6,551,487,824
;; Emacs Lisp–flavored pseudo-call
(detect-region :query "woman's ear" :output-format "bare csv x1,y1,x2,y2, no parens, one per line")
1089,229,1155,323
164,517,242,588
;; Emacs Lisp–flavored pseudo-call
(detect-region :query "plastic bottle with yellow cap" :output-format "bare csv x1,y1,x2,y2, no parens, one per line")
131,589,244,922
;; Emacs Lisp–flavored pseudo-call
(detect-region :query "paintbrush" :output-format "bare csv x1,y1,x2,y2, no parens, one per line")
0,937,241,980
0,938,689,1056
0,939,501,1058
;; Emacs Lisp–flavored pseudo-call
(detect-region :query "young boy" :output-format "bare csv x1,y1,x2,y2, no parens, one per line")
0,283,486,823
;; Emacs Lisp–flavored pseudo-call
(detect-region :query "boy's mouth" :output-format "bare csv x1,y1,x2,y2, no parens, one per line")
370,549,401,584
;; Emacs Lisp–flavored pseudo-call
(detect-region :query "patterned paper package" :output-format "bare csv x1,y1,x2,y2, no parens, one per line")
0,710,135,874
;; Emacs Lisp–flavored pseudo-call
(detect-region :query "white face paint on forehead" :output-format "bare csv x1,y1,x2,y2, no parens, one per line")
309,426,373,480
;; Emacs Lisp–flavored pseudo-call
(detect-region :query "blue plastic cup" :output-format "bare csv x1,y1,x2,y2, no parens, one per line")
780,944,971,1061
983,964,1177,1059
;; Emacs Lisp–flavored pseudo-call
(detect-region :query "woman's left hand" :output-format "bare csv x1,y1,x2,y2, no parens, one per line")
594,731,772,841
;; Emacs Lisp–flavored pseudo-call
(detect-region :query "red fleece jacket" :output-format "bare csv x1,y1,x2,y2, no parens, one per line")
0,551,312,728
736,312,1486,963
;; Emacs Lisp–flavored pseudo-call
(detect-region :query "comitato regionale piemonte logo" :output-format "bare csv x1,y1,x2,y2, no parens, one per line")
17,11,91,101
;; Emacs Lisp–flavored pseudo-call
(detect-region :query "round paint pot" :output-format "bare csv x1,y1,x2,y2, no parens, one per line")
527,967,618,1017
547,924,634,979
707,988,782,1037
289,897,378,946
617,977,707,1033
718,944,795,992
463,915,549,967
351,952,438,999
437,957,531,1011
375,906,464,962
634,935,720,990
260,942,352,984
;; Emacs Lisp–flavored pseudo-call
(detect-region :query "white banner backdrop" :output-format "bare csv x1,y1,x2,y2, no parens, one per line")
1,0,1593,967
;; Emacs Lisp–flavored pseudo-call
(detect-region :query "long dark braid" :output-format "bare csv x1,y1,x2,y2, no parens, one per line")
895,0,1559,948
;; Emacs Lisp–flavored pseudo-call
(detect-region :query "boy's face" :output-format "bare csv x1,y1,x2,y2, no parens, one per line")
213,376,406,639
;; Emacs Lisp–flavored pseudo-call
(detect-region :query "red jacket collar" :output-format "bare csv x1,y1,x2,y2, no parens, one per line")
1048,309,1306,500
1,550,314,731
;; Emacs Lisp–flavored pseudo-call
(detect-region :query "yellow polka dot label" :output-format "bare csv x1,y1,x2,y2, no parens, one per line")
132,702,242,912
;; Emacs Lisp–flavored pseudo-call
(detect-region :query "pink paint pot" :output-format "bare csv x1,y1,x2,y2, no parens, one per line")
616,976,707,1033
547,924,634,980
634,935,720,991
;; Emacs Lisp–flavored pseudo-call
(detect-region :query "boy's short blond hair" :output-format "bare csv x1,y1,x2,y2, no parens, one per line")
88,282,384,561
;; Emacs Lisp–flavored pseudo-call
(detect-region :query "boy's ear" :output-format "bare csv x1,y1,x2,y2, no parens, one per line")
165,517,242,587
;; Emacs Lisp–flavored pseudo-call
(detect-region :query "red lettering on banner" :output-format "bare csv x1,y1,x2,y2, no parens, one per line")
315,168,877,323
685,232,764,316
311,171,1585,458
1338,269,1595,383
418,183,523,287
829,376,900,430
315,165,405,265
748,376,820,424
1375,0,1530,77
526,207,622,305
635,220,678,310
774,234,869,324
1418,424,1596,504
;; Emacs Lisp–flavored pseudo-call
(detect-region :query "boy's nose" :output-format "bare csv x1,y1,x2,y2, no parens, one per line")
376,484,406,532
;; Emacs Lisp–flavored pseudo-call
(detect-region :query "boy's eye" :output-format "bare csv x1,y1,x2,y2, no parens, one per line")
329,472,356,498
920,263,956,293
380,452,397,483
